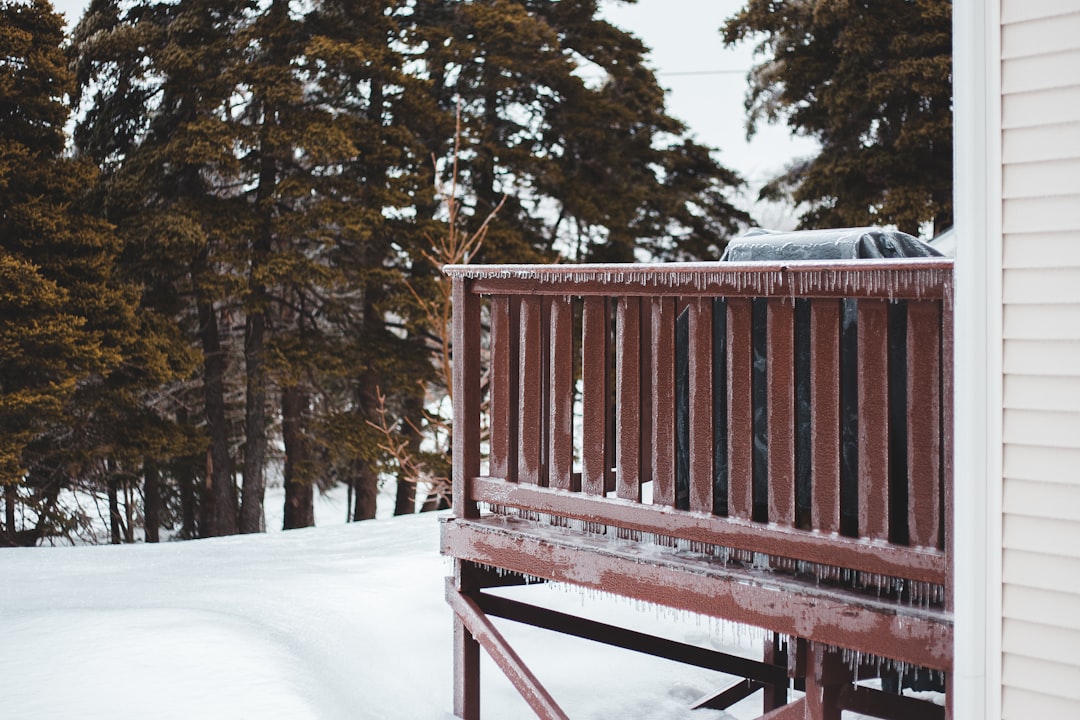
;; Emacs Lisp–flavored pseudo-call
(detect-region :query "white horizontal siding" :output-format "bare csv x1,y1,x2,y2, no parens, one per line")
1003,654,1080,701
1003,0,1080,25
1003,408,1080,447
1002,85,1080,129
1002,10,1080,59
1002,48,1080,94
1004,478,1080,520
1003,305,1080,339
1003,267,1080,303
1003,231,1080,267
1003,157,1080,198
1003,619,1080,665
1003,340,1080,376
1004,686,1080,717
1004,584,1080,631
1004,514,1080,556
1003,195,1080,233
1003,123,1080,164
1004,549,1080,595
1004,444,1080,483
1004,375,1080,412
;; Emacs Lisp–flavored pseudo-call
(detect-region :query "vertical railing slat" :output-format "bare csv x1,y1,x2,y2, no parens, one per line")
687,298,713,514
727,298,753,521
616,297,642,502
907,300,942,549
518,297,544,486
489,296,518,483
941,280,955,606
767,298,796,527
452,276,481,519
549,296,576,491
857,300,890,540
582,297,609,496
650,297,676,507
810,300,841,535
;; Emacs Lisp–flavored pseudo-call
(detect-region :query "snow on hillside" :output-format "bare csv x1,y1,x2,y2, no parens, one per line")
1,511,785,720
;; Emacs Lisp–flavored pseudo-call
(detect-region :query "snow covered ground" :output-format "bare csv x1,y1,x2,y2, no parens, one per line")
0,509,807,720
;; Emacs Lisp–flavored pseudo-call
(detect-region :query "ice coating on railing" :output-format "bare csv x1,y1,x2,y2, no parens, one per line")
443,260,953,300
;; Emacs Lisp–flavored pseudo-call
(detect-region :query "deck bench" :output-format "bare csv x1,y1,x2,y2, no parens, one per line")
441,259,954,719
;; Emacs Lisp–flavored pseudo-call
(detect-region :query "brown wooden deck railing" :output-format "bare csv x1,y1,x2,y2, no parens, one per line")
442,259,954,720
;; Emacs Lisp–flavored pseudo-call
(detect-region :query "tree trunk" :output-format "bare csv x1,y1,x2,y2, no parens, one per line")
282,384,314,529
175,408,198,539
240,304,268,533
144,459,160,543
353,459,379,521
107,475,122,545
393,390,423,516
196,288,237,537
3,484,16,545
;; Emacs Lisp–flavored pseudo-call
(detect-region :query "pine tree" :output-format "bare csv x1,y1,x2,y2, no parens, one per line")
1,0,142,544
72,0,253,537
723,0,952,236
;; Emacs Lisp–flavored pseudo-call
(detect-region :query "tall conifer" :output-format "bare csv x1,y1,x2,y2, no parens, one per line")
724,0,952,235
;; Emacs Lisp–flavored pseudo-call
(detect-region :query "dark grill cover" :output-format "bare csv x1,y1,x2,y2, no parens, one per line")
720,227,943,262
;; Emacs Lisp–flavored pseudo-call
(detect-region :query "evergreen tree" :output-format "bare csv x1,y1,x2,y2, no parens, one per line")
1,0,142,545
723,0,952,236
413,0,749,262
72,0,254,537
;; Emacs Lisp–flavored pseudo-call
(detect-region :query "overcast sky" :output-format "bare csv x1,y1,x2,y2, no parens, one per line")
49,0,814,193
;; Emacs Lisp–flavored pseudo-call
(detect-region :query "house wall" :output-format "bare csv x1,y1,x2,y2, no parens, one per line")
1000,0,1080,716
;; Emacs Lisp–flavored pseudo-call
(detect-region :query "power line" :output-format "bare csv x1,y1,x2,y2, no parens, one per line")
657,69,748,77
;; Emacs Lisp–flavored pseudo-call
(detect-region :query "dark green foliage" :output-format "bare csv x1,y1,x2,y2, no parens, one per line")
724,0,952,236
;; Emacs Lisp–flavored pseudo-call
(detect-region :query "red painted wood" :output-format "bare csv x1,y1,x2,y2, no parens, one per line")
688,298,713,514
442,518,953,670
650,297,676,506
727,298,753,520
582,297,609,496
518,297,544,486
452,277,481,519
639,302,653,489
446,578,571,720
757,697,807,720
810,300,842,534
445,260,953,300
453,560,480,720
941,280,955,608
616,297,642,502
857,301,890,541
488,296,517,483
466,478,948,584
907,301,942,550
548,296,576,491
767,299,796,527
803,643,848,720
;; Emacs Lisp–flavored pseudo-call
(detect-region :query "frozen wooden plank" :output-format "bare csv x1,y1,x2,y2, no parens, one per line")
616,296,642,502
582,297,610,495
517,297,545,486
489,296,518,482
766,298,796,527
907,301,942,549
650,297,677,506
811,300,842,535
857,301,890,541
688,298,713,514
548,296,575,491
727,298,754,520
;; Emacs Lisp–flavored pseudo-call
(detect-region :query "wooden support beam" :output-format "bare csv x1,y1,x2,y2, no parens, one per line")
474,592,787,685
691,679,764,710
445,579,570,720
